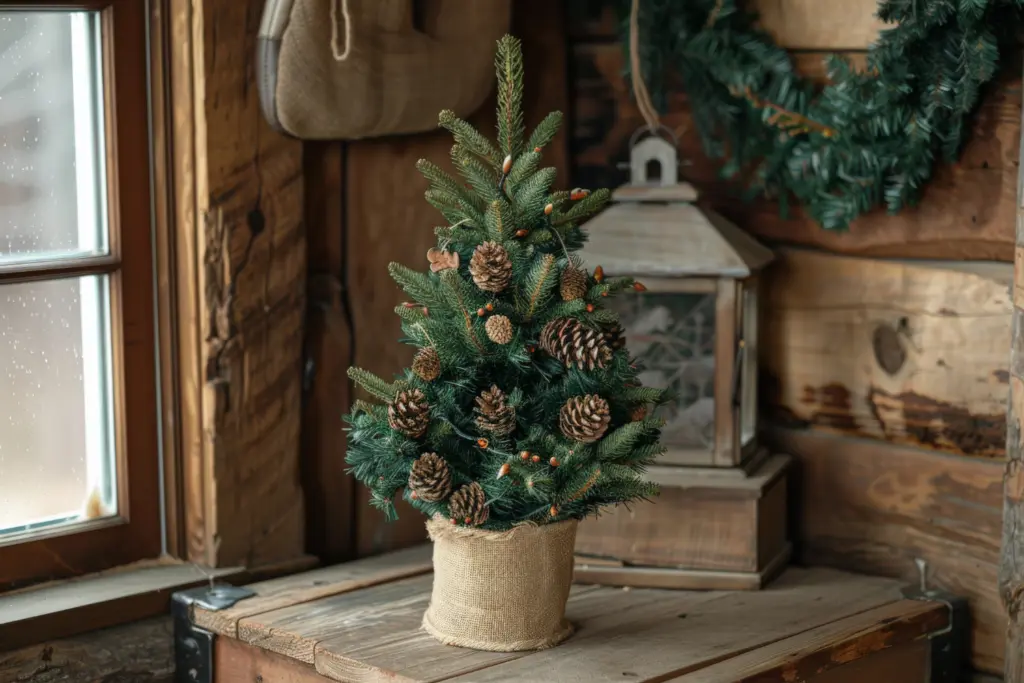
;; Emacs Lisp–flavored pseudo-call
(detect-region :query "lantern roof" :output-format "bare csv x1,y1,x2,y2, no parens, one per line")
578,131,774,279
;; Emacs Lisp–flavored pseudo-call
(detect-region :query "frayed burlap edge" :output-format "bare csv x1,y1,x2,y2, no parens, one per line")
421,611,575,652
425,516,575,542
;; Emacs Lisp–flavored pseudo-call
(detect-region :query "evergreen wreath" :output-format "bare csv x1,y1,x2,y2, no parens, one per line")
617,0,1024,229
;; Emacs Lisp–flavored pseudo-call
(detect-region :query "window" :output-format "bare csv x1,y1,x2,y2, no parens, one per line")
739,281,758,447
0,1,160,590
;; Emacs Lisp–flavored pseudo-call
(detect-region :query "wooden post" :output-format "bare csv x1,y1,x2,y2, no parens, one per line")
1000,56,1024,681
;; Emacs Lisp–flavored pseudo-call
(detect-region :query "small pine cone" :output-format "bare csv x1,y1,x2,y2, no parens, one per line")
630,405,647,422
604,322,627,350
559,266,588,301
559,394,611,443
449,482,489,525
474,385,516,435
540,317,613,371
408,452,452,502
388,388,430,438
469,241,513,293
485,314,514,345
412,347,441,381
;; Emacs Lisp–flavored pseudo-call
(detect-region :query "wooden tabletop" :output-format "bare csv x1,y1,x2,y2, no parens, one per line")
194,545,948,683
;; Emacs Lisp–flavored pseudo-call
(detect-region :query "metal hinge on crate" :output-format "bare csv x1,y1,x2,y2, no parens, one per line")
900,558,970,683
172,583,255,683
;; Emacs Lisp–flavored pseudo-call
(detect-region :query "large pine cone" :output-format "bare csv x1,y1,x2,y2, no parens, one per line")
540,318,613,371
559,394,611,443
412,347,441,381
474,385,516,435
449,481,489,525
408,452,452,502
388,388,430,438
469,241,513,293
559,266,588,301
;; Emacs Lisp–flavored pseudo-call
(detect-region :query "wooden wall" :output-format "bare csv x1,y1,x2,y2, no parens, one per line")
566,0,1016,674
302,0,571,562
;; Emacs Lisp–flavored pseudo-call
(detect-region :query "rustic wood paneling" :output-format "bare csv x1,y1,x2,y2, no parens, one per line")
302,142,354,563
761,248,1012,459
569,40,1019,261
175,0,306,567
769,428,1005,673
345,0,571,557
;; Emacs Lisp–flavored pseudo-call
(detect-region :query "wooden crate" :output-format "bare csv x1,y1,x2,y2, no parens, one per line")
574,454,791,590
174,545,960,682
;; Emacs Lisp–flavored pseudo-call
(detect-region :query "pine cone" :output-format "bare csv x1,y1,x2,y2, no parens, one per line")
412,347,441,381
474,385,516,435
408,452,452,502
630,405,647,422
604,322,627,350
469,241,512,293
449,481,489,525
540,318,613,371
559,266,588,301
485,314,514,345
559,394,611,443
388,388,430,438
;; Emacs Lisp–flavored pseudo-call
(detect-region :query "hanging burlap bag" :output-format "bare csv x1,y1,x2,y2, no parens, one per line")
422,518,578,651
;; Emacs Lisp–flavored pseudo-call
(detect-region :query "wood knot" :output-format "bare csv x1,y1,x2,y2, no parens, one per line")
872,323,906,375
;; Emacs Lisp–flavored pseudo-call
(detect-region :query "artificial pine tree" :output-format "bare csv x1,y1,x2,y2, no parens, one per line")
344,35,669,530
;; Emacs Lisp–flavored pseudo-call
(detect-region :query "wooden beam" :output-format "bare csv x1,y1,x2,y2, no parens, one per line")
168,0,306,567
1001,54,1024,683
761,248,1012,459
770,428,1005,674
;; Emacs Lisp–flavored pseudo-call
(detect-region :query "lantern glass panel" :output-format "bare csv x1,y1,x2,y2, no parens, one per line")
613,290,716,450
740,283,758,446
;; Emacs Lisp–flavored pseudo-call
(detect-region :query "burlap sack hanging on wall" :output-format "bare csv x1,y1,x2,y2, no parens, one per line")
257,0,511,140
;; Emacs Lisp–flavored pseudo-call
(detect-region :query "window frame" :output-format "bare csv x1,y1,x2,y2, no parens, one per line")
0,0,162,590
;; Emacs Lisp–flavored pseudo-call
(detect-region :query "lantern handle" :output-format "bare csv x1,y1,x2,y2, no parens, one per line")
628,123,678,151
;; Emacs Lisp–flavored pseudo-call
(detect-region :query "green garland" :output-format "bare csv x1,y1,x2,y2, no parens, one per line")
617,0,1023,229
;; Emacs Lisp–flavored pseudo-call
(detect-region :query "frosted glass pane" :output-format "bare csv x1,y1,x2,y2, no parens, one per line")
0,12,107,264
611,291,716,450
0,276,116,536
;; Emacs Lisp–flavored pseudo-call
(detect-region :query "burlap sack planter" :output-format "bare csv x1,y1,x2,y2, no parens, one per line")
422,518,579,651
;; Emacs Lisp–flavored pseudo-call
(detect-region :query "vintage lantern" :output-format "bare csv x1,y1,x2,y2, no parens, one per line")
574,128,793,590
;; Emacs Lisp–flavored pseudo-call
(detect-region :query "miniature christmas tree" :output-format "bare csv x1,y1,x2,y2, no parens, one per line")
344,35,668,530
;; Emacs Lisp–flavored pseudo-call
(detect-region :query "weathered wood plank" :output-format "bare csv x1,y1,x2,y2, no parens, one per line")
215,636,326,683
568,0,886,48
769,427,1005,673
192,545,432,637
761,248,1012,459
346,0,572,555
570,44,1020,261
303,141,355,563
440,568,903,682
174,0,307,568
1001,51,1024,683
670,599,946,682
313,583,697,683
0,617,174,683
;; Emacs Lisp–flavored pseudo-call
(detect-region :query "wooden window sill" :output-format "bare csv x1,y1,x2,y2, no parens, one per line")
0,559,245,652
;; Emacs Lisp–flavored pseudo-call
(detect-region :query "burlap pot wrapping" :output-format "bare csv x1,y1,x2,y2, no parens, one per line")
422,518,578,651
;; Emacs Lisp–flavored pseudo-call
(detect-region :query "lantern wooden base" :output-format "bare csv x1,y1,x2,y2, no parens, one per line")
574,452,792,591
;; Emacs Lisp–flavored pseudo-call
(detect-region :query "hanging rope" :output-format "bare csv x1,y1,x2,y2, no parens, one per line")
331,0,352,61
628,0,660,132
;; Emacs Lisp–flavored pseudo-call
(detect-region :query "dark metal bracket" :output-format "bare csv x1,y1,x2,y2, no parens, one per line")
172,584,256,683
900,559,970,683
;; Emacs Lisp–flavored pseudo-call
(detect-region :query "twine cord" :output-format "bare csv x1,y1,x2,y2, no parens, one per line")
331,0,352,61
629,0,660,132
